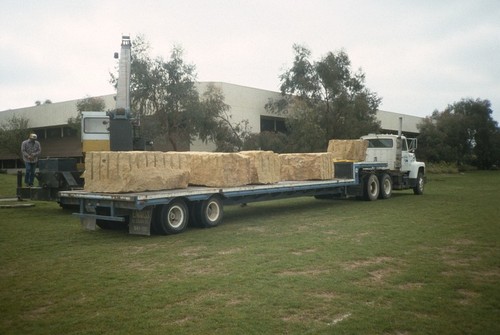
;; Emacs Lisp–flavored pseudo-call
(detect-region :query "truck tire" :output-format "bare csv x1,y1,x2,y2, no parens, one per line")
188,202,201,228
413,172,425,195
378,174,392,199
364,174,380,201
156,199,189,235
195,196,223,228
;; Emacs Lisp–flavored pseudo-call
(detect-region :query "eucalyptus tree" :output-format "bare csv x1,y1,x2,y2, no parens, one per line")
267,44,381,152
0,115,30,159
114,36,243,151
418,98,499,169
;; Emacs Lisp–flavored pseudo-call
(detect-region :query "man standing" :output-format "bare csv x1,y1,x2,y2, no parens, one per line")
21,133,41,187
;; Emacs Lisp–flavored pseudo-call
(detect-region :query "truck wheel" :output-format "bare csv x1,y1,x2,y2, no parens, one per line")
156,199,188,235
196,196,223,228
364,174,379,201
188,202,201,228
413,172,424,195
378,174,392,199
151,206,163,234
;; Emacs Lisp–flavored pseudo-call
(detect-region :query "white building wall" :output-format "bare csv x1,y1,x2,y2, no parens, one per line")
0,82,424,151
0,95,115,128
196,82,281,131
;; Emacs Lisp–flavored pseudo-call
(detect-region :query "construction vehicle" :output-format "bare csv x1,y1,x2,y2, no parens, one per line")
58,121,426,236
82,35,144,153
17,36,141,201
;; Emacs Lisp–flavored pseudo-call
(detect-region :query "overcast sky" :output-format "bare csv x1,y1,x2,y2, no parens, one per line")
1,0,499,122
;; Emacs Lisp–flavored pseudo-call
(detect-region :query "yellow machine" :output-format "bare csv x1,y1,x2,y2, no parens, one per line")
81,111,111,153
81,36,143,154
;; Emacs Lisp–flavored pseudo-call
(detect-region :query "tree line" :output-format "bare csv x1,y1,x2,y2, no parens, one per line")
1,36,499,169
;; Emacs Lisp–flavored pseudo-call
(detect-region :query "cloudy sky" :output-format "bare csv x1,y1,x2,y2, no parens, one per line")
1,0,499,121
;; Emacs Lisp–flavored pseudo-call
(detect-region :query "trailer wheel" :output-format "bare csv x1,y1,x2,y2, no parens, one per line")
196,196,223,228
378,174,392,199
151,206,163,234
188,202,201,228
364,174,379,201
413,172,425,195
156,199,189,235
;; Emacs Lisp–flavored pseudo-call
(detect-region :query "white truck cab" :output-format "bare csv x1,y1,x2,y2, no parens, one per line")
360,132,426,196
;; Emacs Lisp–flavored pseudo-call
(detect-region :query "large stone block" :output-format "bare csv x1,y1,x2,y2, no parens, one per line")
279,153,334,181
182,152,252,187
83,151,189,193
240,151,281,184
327,139,368,161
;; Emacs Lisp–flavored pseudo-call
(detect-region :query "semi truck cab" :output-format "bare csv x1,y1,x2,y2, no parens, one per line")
361,133,425,194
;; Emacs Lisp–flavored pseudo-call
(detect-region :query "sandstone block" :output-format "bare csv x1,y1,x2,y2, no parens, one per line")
279,153,334,181
327,139,368,161
240,151,281,184
182,152,252,187
83,151,189,193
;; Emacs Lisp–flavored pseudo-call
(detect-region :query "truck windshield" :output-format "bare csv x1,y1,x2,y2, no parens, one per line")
367,139,393,148
83,117,109,134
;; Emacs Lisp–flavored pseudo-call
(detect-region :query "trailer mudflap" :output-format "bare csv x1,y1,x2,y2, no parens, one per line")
129,207,154,236
81,216,97,231
73,213,126,231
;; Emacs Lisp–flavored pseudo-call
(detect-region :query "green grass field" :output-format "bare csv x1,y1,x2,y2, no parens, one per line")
0,172,499,334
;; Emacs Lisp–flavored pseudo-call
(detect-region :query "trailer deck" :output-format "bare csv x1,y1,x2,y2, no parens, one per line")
60,178,356,208
58,162,390,236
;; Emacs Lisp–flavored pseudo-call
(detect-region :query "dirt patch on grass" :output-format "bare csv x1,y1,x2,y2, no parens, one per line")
471,268,500,283
368,268,393,282
179,246,208,257
278,268,330,276
398,282,425,290
440,250,481,267
217,247,243,255
451,239,475,246
291,248,317,256
457,289,480,305
309,291,339,301
23,302,54,321
343,256,394,270
282,310,352,327
127,261,157,272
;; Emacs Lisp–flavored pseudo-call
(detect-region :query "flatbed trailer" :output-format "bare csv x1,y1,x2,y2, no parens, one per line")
59,162,399,236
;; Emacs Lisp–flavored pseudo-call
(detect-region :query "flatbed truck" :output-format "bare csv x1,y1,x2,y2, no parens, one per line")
58,37,426,236
59,147,425,236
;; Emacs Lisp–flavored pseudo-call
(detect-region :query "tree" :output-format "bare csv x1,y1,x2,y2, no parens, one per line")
198,84,253,152
113,36,245,151
266,44,381,152
0,115,31,159
35,100,52,106
417,98,499,169
76,96,106,112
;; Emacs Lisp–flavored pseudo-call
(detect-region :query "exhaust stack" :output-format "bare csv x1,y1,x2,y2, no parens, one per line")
395,117,403,170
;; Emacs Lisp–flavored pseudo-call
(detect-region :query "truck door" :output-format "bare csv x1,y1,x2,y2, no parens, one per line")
401,138,412,172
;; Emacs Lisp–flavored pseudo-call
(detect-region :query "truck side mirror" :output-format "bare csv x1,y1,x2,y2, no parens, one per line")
408,138,417,152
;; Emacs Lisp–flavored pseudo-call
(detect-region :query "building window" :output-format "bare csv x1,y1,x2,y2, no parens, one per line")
63,126,78,137
261,116,286,133
47,127,62,139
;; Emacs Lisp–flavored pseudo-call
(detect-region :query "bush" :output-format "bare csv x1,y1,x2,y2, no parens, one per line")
426,162,459,174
